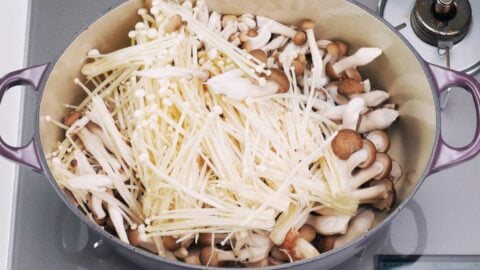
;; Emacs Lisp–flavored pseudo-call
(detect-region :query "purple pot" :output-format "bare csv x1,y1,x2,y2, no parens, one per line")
0,0,479,269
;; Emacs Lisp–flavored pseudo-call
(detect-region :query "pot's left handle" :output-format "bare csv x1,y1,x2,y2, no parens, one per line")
428,63,480,175
0,64,50,174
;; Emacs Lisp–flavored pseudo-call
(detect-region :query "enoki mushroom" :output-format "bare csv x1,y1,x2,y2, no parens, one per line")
45,0,402,267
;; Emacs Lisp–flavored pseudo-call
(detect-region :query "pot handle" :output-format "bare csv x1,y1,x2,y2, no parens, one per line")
0,64,49,174
427,63,480,175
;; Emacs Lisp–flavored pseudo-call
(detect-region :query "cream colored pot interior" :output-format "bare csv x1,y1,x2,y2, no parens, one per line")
39,0,436,208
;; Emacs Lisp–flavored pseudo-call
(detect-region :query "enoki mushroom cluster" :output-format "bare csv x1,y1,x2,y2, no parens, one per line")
45,0,402,267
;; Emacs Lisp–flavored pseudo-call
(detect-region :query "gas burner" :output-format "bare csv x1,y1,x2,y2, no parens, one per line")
378,0,480,75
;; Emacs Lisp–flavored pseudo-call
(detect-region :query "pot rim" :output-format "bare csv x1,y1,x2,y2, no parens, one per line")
32,0,440,269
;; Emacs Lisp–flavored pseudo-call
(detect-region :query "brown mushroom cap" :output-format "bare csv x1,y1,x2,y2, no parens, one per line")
337,79,364,96
318,235,336,252
292,60,305,76
326,41,349,59
344,68,363,81
200,246,219,266
280,229,299,251
358,139,377,169
249,49,268,63
374,153,392,179
270,246,290,262
366,130,391,153
127,228,140,246
332,129,364,160
298,224,317,243
163,235,180,251
300,19,316,30
166,15,183,33
326,62,340,80
293,30,307,46
247,28,257,37
185,249,202,265
63,111,83,126
268,68,290,93
368,178,396,211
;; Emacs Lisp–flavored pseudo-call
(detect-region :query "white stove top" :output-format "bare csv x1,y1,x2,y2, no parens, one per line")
1,1,480,270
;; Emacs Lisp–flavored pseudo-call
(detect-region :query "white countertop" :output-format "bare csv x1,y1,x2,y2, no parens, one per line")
0,1,29,269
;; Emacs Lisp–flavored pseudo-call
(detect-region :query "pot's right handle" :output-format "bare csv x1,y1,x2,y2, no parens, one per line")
427,63,480,175
0,64,49,174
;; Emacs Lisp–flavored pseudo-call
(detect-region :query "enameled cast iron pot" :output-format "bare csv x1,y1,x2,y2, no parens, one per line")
1,0,479,269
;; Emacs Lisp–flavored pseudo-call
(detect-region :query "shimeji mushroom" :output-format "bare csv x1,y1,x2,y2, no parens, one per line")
326,83,349,105
165,14,183,33
346,139,376,174
358,108,399,133
184,249,202,265
62,110,83,126
198,233,228,246
249,49,268,64
351,91,390,107
350,153,393,190
279,229,320,260
306,214,352,235
333,209,375,248
206,68,289,100
351,178,396,211
342,97,366,131
366,130,391,153
389,160,404,192
127,225,158,253
107,198,129,244
262,35,289,52
298,224,317,243
194,0,209,25
241,21,273,51
200,233,272,266
301,19,327,87
326,48,382,80
338,78,364,96
208,11,222,33
331,129,364,160
344,67,363,81
325,41,349,63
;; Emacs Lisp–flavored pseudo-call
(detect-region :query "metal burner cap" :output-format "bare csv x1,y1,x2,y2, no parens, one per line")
411,0,472,46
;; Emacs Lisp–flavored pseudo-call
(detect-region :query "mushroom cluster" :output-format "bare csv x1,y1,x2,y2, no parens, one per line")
44,0,403,268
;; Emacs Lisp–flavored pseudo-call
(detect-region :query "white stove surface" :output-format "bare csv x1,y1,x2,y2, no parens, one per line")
0,1,28,269
2,1,480,270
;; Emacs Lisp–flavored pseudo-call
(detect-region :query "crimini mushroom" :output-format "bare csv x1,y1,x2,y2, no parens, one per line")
333,209,375,248
279,229,320,260
366,130,391,153
350,153,392,190
326,47,382,80
352,178,396,211
346,139,376,174
306,214,352,235
331,129,363,160
338,78,364,96
342,97,366,131
358,108,399,133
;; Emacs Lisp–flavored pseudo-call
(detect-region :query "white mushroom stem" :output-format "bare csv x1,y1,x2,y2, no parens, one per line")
327,84,348,105
346,149,370,174
256,16,297,38
262,35,288,52
306,215,351,235
331,48,382,75
350,161,384,190
240,14,256,29
342,97,365,130
323,102,368,121
351,183,390,203
316,39,332,49
220,20,238,40
293,238,320,259
351,90,390,107
304,24,326,87
358,108,399,133
87,123,116,153
67,174,113,191
333,210,375,248
194,0,209,25
108,202,130,244
363,79,371,92
208,11,222,33
242,21,273,50
136,67,210,81
207,70,278,100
